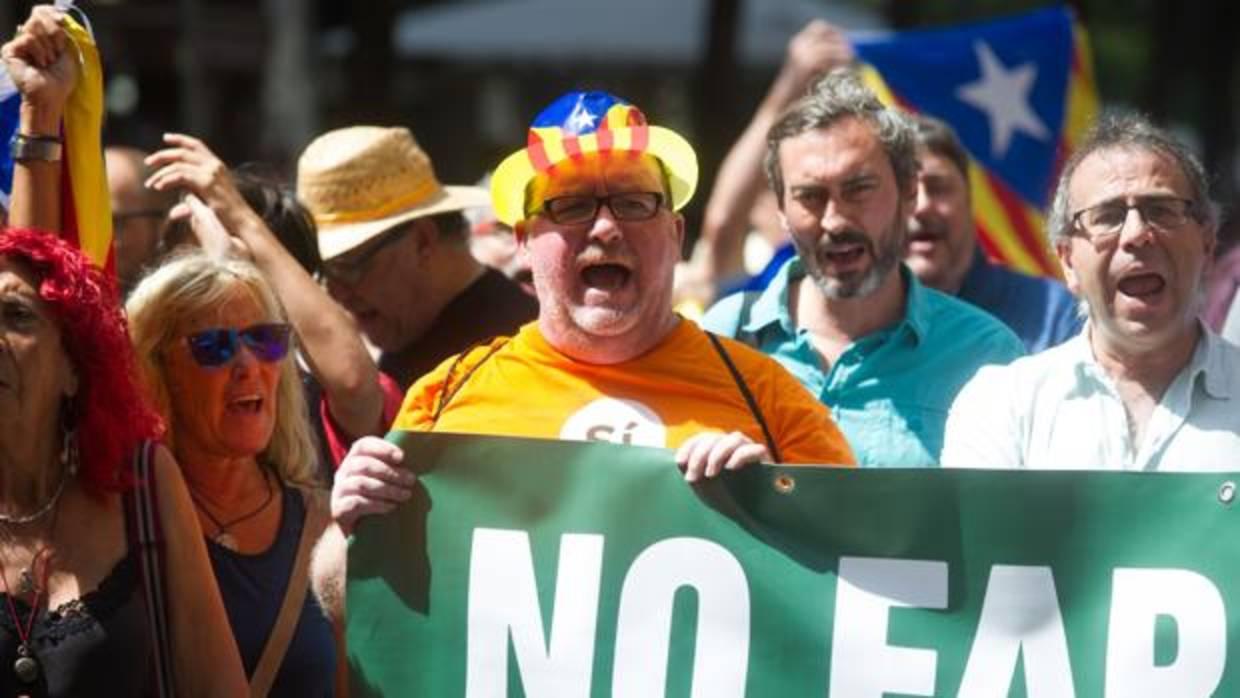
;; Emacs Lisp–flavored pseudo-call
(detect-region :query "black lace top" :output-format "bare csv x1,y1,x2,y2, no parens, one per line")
0,551,149,697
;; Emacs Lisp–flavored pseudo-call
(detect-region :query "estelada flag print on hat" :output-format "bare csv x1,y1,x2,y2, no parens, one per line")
490,90,698,227
852,6,1098,279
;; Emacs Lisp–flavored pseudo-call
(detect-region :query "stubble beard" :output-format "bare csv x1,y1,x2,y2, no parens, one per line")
798,217,907,300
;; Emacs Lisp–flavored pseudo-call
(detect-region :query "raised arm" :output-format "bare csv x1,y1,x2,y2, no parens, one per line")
145,134,386,439
1,5,79,232
683,20,853,301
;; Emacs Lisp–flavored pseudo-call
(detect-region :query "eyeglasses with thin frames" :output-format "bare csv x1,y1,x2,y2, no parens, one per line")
539,191,664,226
1070,196,1199,246
322,225,411,285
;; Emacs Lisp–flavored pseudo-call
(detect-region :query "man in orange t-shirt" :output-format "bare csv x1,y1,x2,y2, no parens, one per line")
393,320,846,464
330,90,854,535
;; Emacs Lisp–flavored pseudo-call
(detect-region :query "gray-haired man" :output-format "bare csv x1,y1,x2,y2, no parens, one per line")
943,112,1240,469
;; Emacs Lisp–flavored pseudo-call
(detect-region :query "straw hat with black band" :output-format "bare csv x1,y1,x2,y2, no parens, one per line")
297,126,490,261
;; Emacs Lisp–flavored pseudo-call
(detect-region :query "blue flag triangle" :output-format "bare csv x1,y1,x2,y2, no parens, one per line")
853,7,1073,207
0,66,19,210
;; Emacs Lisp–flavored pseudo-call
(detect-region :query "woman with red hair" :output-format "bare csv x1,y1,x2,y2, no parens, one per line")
0,228,246,695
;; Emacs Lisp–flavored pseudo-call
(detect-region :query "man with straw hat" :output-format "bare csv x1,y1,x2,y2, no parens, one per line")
297,125,537,389
327,90,855,536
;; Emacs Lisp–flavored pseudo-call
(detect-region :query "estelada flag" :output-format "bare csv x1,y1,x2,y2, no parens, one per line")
0,10,113,274
852,6,1098,279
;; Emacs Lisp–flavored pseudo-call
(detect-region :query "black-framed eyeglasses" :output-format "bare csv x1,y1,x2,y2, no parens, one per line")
1070,196,1199,244
540,192,664,225
185,323,292,368
322,225,411,285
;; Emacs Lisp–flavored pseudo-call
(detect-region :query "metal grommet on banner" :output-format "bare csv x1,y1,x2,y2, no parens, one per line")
1219,481,1236,505
773,474,796,494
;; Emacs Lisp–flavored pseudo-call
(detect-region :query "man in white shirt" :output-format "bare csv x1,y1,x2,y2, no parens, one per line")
1222,290,1240,345
941,113,1240,470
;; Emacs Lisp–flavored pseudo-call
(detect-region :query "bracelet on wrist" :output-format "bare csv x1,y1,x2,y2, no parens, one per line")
10,133,64,163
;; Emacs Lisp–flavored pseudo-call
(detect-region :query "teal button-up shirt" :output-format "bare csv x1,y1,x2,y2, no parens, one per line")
702,258,1025,467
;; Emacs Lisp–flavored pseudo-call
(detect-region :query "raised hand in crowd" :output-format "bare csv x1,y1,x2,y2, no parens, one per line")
145,134,388,444
146,134,263,244
2,5,80,231
1,5,77,128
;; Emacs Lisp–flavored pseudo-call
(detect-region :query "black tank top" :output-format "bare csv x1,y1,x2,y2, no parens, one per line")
0,543,150,696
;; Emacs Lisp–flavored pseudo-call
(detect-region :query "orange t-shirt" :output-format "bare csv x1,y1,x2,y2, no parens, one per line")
392,321,855,466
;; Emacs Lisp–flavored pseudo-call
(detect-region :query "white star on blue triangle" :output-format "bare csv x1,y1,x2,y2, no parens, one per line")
566,105,597,134
956,41,1051,158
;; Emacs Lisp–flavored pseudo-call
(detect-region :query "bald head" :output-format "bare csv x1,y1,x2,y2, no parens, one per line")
106,147,173,293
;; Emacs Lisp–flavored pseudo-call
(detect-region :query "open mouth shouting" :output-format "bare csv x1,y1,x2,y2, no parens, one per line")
1117,272,1166,299
226,394,265,415
816,233,872,273
1116,268,1167,302
1112,264,1174,321
578,254,637,300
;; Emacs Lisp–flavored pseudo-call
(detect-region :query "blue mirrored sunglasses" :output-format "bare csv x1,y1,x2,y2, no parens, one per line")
185,323,292,368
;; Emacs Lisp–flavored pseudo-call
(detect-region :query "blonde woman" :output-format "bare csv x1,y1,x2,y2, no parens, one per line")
127,253,336,696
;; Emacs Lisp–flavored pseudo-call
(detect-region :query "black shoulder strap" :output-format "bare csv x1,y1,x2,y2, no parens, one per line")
432,339,510,425
123,440,177,697
705,332,782,463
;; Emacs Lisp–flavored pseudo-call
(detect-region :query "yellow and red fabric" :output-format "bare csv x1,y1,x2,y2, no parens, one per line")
491,90,698,227
0,13,112,272
59,13,113,274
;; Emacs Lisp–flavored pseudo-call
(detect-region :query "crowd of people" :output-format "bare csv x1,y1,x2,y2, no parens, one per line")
0,4,1238,695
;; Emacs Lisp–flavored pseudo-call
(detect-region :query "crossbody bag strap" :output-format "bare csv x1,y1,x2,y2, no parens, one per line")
705,332,783,463
124,440,177,698
432,339,508,425
249,488,329,698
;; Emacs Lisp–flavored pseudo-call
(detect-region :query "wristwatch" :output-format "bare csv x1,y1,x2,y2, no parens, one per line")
10,134,63,163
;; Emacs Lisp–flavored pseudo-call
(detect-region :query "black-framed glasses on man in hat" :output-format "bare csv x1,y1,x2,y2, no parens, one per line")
321,223,413,286
539,192,664,226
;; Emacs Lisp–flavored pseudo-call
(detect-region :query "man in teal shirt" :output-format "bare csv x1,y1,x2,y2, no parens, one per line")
702,69,1024,466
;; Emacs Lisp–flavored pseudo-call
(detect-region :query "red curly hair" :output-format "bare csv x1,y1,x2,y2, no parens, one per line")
0,228,164,494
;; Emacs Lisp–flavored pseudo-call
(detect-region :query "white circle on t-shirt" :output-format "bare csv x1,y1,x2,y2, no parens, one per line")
559,398,667,447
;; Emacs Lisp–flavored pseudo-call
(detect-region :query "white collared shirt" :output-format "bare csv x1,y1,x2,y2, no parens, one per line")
941,324,1240,470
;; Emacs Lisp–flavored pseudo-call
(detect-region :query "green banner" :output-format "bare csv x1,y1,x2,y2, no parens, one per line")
346,432,1240,697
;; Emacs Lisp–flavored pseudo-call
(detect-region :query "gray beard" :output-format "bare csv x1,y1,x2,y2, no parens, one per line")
795,221,905,300
809,254,894,299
